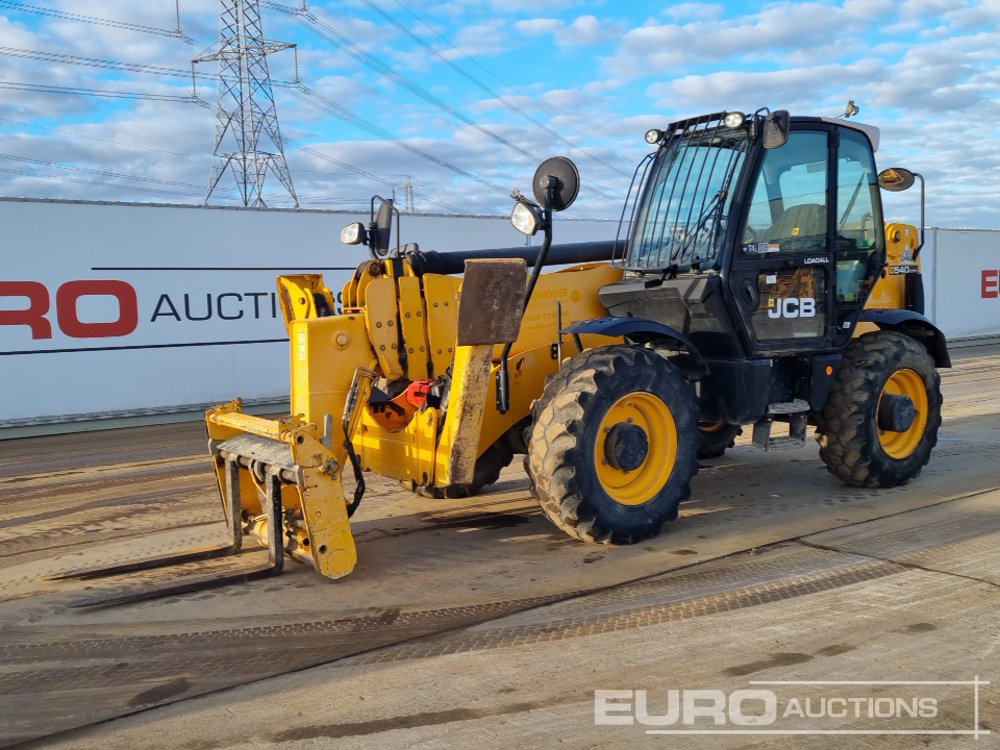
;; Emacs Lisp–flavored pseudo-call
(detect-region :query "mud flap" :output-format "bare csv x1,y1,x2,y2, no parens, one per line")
439,259,527,486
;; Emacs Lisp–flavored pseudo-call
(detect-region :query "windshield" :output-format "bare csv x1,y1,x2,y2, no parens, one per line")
625,123,749,272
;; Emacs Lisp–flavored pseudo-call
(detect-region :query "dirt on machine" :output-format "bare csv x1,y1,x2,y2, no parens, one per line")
56,108,949,604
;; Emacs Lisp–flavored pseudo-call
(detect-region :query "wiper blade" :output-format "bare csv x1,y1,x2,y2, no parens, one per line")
670,190,726,263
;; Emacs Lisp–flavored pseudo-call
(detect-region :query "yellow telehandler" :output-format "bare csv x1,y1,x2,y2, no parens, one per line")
61,109,948,603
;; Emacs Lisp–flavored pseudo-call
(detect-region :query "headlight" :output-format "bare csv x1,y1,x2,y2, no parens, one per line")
510,201,541,236
723,112,746,128
645,128,664,145
340,222,366,245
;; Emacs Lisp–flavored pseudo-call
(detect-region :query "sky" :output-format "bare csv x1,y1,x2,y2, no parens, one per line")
0,0,998,227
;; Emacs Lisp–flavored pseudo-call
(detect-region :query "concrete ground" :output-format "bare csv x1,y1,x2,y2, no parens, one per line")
1,345,998,748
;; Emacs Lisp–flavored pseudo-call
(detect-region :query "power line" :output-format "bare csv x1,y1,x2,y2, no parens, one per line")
0,45,295,84
287,84,510,197
0,8,525,213
0,116,214,160
367,0,631,180
0,116,417,186
262,0,538,165
0,166,205,199
0,104,465,210
0,80,204,104
389,0,634,165
0,47,507,200
0,0,624,185
0,45,206,80
0,0,194,41
0,151,206,189
287,136,471,214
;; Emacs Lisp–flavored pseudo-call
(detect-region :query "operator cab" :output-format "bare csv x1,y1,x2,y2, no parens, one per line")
602,111,887,359
598,110,903,425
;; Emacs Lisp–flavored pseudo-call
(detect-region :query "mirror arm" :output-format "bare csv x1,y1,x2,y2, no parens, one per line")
498,177,556,415
367,195,379,259
913,172,926,259
394,203,402,257
521,177,556,313
366,223,378,259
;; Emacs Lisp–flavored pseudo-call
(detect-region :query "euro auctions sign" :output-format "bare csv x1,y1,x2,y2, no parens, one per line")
0,280,139,340
0,198,370,425
983,269,999,299
594,680,991,738
0,278,288,343
0,267,330,424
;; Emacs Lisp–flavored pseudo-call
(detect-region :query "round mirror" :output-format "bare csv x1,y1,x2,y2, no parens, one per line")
878,167,916,192
532,156,580,211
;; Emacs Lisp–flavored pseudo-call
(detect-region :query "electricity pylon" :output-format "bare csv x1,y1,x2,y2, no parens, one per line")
195,0,298,208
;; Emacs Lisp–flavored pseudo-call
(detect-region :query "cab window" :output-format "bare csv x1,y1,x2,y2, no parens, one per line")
742,130,829,255
832,129,884,304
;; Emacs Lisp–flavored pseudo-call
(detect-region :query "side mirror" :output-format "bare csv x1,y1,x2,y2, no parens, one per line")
372,197,394,255
762,110,790,149
340,222,367,246
877,167,916,192
878,167,925,258
532,156,580,211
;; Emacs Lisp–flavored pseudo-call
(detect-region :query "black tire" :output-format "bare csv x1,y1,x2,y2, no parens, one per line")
410,442,514,499
697,422,743,459
817,331,942,488
525,345,699,544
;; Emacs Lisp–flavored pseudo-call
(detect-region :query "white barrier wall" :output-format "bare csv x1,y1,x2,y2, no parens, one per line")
923,228,1000,339
0,198,616,427
2,197,998,430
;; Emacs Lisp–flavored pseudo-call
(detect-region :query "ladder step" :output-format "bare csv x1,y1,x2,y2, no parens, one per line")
767,399,810,415
763,436,808,451
752,407,810,451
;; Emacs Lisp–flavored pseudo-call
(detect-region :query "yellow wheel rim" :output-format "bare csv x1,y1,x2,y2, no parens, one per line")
595,391,677,506
878,368,929,459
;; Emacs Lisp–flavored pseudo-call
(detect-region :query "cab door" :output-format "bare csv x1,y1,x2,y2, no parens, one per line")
728,127,836,354
728,125,886,355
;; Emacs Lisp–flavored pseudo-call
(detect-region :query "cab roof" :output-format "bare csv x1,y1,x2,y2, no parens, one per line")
793,116,880,152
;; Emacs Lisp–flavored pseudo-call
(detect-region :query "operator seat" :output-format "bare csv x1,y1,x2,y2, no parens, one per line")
762,203,826,246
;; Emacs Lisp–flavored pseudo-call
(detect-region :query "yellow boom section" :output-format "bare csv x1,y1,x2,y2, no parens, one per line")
206,254,621,580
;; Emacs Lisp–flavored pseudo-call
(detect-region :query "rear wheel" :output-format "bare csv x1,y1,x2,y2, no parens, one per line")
697,422,743,459
526,345,699,544
817,331,942,487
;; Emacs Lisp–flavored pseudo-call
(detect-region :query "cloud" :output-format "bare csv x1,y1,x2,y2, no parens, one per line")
647,59,884,114
0,0,998,227
604,0,898,78
515,18,563,36
514,14,617,46
868,31,1000,112
661,3,726,21
404,0,577,15
449,19,513,57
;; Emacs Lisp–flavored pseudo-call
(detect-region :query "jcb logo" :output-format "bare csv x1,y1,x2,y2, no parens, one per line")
0,280,138,339
767,297,816,319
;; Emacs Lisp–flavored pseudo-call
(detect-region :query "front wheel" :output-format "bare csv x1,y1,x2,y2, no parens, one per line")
817,331,942,487
526,345,699,544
